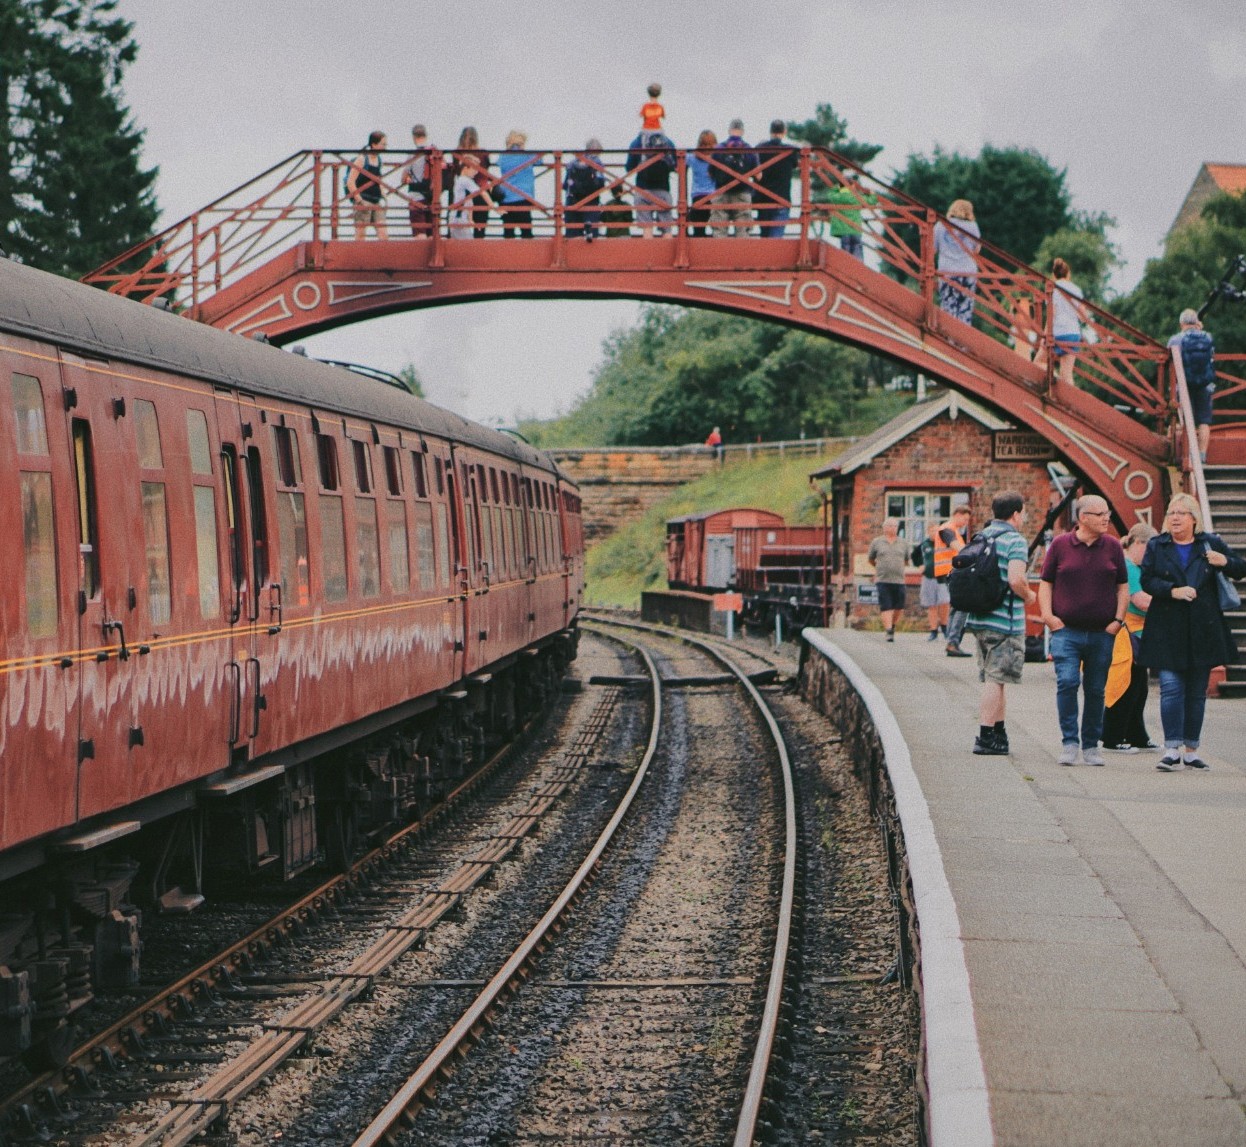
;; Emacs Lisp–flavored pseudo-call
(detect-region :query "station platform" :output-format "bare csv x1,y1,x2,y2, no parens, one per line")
802,627,1246,1147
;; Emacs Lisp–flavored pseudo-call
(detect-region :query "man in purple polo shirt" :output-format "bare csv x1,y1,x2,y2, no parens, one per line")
1038,494,1130,767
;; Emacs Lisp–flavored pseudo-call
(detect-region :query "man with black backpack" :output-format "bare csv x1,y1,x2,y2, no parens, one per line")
960,491,1037,756
1167,308,1216,464
710,119,758,237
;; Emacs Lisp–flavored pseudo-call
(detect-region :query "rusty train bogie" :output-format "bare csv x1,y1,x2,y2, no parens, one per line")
0,257,583,1064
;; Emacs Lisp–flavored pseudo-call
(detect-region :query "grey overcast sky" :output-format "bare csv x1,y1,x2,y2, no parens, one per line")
112,0,1245,426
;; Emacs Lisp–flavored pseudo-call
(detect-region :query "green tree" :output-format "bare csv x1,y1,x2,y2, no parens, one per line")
1033,212,1121,304
0,0,158,277
1117,192,1246,358
785,102,882,169
396,363,426,397
890,144,1072,267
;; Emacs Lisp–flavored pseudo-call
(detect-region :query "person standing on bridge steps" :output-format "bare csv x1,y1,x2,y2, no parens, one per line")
347,130,389,241
933,199,980,323
1168,308,1216,464
964,491,1036,755
1050,258,1090,388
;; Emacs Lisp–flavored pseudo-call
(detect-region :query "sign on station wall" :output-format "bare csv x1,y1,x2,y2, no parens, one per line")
993,431,1055,462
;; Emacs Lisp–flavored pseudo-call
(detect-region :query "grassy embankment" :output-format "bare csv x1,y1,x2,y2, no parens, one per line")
585,448,848,609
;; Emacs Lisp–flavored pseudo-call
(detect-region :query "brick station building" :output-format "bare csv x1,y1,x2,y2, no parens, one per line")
810,390,1068,628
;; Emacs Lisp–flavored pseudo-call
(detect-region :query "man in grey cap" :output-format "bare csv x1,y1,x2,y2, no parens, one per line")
1167,308,1216,463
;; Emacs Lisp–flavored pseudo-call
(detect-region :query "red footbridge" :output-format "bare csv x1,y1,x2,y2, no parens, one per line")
84,145,1245,527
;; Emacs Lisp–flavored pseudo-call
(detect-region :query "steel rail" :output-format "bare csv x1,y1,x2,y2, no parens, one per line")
0,710,541,1133
351,630,662,1147
582,614,797,1144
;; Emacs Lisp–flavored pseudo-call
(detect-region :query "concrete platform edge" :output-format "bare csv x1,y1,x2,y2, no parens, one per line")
802,628,994,1147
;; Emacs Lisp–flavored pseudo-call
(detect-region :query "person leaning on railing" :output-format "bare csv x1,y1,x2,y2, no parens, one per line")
932,199,980,323
1167,308,1216,464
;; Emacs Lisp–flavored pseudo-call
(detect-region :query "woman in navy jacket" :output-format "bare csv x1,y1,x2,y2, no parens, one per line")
1139,492,1246,770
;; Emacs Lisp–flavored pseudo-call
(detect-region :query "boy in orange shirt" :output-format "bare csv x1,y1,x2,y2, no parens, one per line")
640,83,665,131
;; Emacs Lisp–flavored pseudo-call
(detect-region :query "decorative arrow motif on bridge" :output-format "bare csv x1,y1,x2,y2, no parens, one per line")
326,279,433,307
684,279,795,308
828,293,988,382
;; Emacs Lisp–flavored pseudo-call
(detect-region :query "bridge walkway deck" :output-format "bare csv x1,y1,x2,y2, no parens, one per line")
803,627,1246,1147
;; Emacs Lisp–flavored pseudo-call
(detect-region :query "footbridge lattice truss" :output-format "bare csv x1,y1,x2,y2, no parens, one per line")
84,146,1246,526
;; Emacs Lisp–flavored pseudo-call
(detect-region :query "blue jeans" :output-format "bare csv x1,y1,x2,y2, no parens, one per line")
1157,667,1212,749
756,205,790,237
1049,627,1115,748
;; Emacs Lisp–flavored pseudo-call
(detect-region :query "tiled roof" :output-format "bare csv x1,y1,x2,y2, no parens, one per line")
1205,163,1246,196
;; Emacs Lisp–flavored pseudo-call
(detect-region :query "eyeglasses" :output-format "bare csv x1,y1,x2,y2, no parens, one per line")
1081,510,1110,517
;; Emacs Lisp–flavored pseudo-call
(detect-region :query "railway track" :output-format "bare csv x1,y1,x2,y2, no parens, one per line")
0,639,640,1146
348,620,798,1146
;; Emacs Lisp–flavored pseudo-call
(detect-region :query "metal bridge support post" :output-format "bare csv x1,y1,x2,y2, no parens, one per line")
674,152,689,269
796,147,812,269
430,152,445,269
552,153,566,269
311,151,323,244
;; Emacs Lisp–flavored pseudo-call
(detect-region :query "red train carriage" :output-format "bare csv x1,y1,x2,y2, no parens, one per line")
665,509,830,631
0,257,582,1061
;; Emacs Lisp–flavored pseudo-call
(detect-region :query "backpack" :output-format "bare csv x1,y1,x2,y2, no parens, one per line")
641,132,675,172
565,163,602,204
948,531,1010,614
1181,329,1215,388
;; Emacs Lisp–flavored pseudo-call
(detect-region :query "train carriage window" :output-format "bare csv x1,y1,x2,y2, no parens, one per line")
319,496,348,602
20,472,57,636
386,500,410,592
433,455,444,495
383,446,403,497
245,447,269,590
317,434,339,490
435,503,450,588
141,482,172,625
133,399,163,469
12,373,49,455
273,425,302,488
186,410,212,475
411,452,428,499
72,421,101,600
414,502,435,589
352,440,373,494
192,486,221,618
355,497,380,598
275,491,310,607
489,468,500,504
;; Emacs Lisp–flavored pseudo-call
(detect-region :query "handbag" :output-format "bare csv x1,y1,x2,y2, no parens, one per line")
1204,542,1242,611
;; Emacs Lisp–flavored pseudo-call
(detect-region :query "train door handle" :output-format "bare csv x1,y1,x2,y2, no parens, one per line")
527,556,537,585
480,561,490,592
247,657,264,739
226,661,241,745
267,583,283,634
103,619,129,661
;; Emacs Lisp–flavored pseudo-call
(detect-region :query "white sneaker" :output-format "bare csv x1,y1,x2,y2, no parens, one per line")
1058,744,1081,766
1083,746,1105,767
1105,742,1140,754
1156,753,1185,772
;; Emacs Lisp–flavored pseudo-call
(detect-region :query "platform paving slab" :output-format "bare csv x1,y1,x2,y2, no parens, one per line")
805,627,1246,1146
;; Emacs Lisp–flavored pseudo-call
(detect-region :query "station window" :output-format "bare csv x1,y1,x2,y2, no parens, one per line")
273,425,302,488
317,434,340,491
386,500,409,592
319,495,348,602
353,440,373,494
12,373,49,455
383,446,403,497
885,491,965,547
186,410,213,475
133,399,163,469
20,471,57,636
141,481,172,624
355,498,380,598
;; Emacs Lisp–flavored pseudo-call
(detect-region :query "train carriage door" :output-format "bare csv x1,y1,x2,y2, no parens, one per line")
60,354,140,820
0,353,79,847
211,389,263,762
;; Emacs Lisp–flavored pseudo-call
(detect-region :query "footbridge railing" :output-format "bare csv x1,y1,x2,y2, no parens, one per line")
83,146,1244,467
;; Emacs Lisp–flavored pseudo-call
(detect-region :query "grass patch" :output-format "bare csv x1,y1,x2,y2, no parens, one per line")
584,449,847,609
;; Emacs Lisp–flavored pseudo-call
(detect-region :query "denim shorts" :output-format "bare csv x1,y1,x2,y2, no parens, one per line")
1189,382,1214,426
